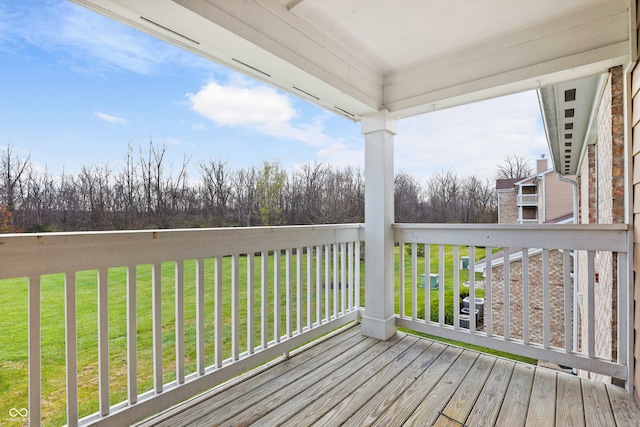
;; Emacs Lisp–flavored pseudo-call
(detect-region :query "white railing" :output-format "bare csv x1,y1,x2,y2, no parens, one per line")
517,194,538,205
394,223,633,392
0,225,363,426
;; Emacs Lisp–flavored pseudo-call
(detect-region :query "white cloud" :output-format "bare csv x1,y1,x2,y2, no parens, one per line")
94,111,126,124
395,91,548,182
188,81,295,126
188,81,337,148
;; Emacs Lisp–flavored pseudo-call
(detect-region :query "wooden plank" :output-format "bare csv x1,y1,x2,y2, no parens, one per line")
214,334,402,427
432,353,496,427
149,326,366,427
314,339,441,426
606,383,640,426
344,344,462,427
339,341,449,427
525,368,557,426
393,350,479,426
556,373,585,427
582,380,616,427
495,363,535,427
265,335,421,426
465,358,515,427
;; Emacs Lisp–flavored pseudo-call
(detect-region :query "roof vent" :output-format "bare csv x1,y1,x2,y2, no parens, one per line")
232,59,271,78
564,89,576,102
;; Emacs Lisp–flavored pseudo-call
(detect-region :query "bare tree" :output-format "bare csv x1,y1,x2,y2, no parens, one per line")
495,154,533,179
200,159,232,226
0,144,31,215
395,172,423,222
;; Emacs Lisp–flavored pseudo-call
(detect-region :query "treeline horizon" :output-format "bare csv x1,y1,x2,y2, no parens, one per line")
0,142,498,233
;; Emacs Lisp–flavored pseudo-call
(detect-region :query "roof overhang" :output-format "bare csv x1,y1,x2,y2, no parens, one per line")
538,74,608,176
70,0,635,121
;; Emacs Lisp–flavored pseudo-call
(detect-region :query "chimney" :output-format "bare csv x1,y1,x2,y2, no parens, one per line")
537,157,548,174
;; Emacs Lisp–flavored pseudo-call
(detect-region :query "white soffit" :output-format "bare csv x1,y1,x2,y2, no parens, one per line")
539,75,606,176
71,0,633,120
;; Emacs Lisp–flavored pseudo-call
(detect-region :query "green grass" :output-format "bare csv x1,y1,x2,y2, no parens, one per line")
0,253,355,426
395,244,485,323
0,244,528,426
399,328,537,365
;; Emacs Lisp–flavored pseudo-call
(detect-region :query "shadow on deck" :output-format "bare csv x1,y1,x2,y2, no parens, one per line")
136,323,640,426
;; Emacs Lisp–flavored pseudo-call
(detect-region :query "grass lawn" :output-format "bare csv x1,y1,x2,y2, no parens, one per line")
0,252,353,426
0,243,529,426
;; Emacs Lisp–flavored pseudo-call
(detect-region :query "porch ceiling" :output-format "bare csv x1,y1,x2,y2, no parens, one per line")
71,0,634,120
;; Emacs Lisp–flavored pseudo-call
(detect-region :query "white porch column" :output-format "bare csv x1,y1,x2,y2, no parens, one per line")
360,109,397,340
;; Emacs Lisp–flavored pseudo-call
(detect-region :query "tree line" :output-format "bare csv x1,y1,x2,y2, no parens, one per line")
0,142,499,232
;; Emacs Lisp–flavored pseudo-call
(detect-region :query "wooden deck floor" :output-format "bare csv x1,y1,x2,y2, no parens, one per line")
137,324,640,427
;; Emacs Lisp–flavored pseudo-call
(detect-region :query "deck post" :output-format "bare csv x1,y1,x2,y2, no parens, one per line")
361,109,397,340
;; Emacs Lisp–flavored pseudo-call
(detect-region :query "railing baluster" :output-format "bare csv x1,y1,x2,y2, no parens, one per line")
543,249,550,349
29,275,41,427
325,245,330,321
503,248,510,341
348,242,354,313
316,245,322,325
411,242,417,321
355,241,361,310
65,272,78,427
453,246,459,330
127,266,138,403
297,247,303,333
99,268,110,413
438,245,445,325
214,257,223,368
274,250,281,343
469,246,476,333
196,259,205,375
306,247,312,328
247,253,255,355
523,248,529,345
340,242,346,315
587,250,595,358
285,248,292,338
485,247,492,337
399,241,405,319
563,250,572,353
424,243,430,323
231,254,240,361
333,243,338,318
176,261,185,384
261,252,268,349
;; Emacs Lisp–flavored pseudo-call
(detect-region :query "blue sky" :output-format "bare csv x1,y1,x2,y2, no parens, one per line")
0,0,549,183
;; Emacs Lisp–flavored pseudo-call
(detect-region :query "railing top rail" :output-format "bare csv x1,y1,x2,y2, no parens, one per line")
0,224,364,279
393,223,629,252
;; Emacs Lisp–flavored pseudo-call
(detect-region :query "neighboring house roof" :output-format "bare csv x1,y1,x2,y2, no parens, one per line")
496,178,522,190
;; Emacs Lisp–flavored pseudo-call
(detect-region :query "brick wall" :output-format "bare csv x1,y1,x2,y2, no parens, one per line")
498,189,518,224
575,66,624,383
489,249,567,348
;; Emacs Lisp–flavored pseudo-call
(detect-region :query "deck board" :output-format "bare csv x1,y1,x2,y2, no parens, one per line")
465,357,515,426
337,340,448,427
583,379,617,427
556,373,585,426
526,368,557,425
136,324,640,427
495,362,536,427
433,353,495,427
